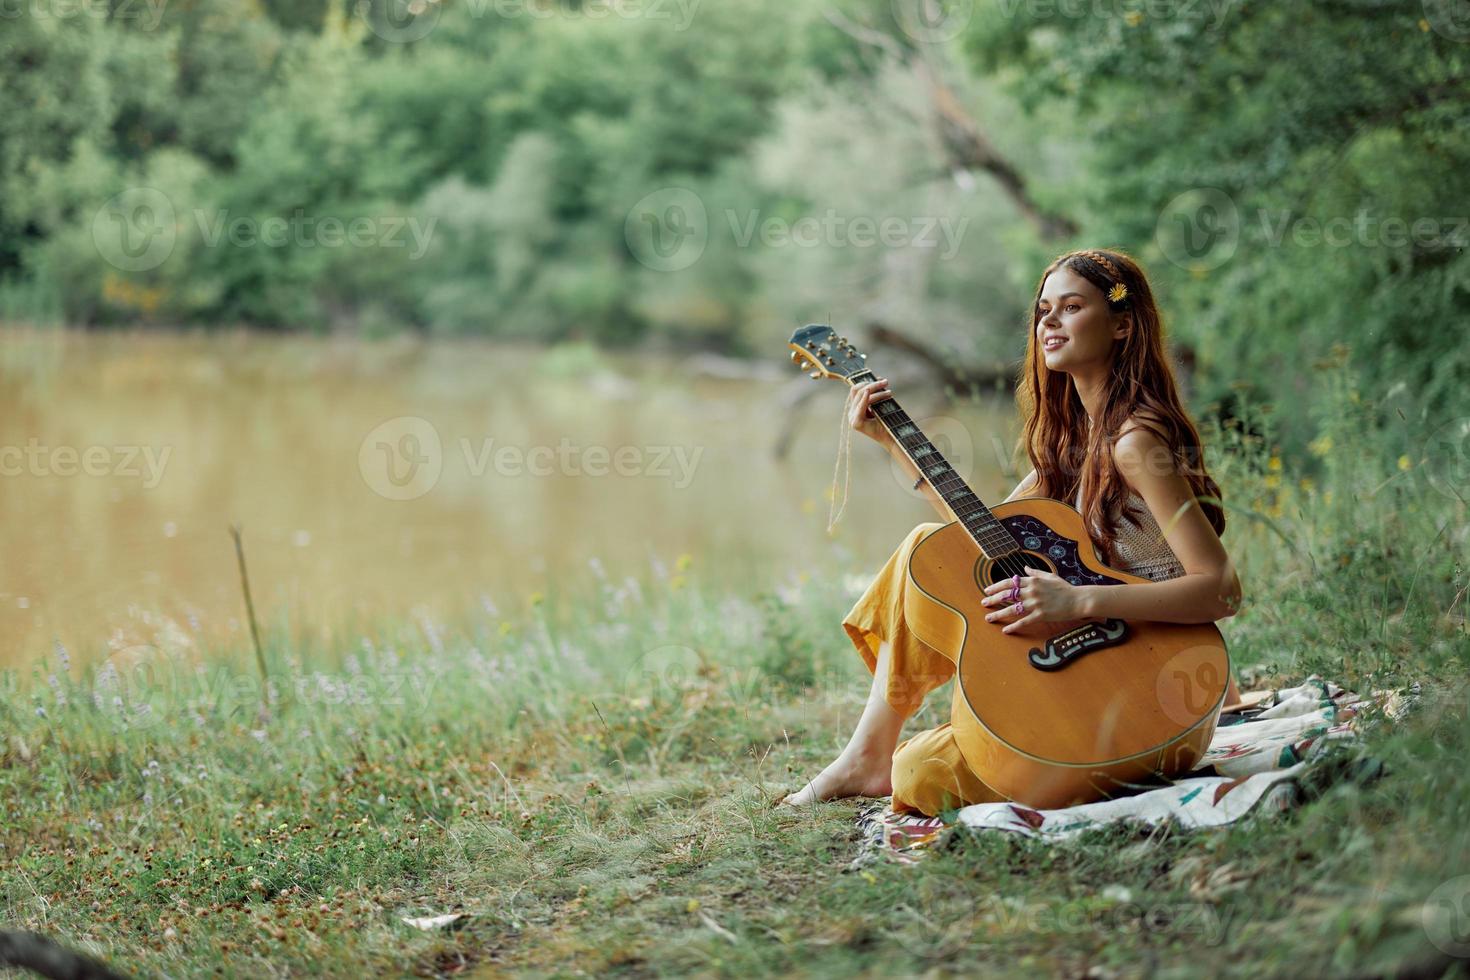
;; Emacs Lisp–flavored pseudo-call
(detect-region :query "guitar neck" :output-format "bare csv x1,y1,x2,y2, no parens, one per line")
849,369,1018,560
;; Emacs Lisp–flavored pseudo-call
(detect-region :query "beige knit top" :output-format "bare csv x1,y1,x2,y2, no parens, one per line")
1075,485,1186,583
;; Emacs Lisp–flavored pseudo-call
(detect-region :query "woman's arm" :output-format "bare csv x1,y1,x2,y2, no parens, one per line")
885,439,958,522
1074,427,1243,625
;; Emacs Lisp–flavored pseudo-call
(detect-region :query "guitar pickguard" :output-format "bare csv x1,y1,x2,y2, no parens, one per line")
991,514,1126,588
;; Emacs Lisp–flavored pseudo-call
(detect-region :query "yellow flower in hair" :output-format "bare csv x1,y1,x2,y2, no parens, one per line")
1107,282,1128,303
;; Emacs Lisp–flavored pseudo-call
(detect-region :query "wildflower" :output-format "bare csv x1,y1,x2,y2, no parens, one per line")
1267,455,1281,472
528,591,545,608
1308,435,1334,457
1299,477,1315,493
1107,282,1128,304
1397,455,1411,471
54,639,71,673
1264,474,1281,489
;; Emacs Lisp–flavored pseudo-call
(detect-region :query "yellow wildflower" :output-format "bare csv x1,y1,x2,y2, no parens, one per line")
1264,474,1281,489
1107,282,1128,303
1308,435,1334,457
1267,455,1281,472
528,591,545,608
1397,455,1411,471
1298,477,1315,493
675,553,693,572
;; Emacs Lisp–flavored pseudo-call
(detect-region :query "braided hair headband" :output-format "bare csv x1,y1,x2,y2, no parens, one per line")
1077,250,1129,307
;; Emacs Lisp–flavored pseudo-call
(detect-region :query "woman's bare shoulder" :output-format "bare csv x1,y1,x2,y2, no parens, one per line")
1117,408,1167,441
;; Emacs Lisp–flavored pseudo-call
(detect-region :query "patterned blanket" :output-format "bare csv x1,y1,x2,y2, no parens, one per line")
850,675,1419,869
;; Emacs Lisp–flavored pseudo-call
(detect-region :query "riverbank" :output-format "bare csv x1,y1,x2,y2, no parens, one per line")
2,358,1465,976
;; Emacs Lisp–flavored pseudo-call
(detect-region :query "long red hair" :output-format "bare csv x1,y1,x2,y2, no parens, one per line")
1015,248,1225,567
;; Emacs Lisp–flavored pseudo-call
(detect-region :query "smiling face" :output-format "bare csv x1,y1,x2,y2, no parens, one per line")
1034,266,1128,373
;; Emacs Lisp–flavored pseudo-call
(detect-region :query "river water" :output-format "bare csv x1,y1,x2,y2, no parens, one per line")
0,328,1018,668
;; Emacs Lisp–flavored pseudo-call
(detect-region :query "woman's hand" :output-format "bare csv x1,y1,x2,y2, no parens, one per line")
847,377,894,446
981,566,1089,635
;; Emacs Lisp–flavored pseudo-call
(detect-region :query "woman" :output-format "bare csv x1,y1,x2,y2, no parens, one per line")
777,248,1245,815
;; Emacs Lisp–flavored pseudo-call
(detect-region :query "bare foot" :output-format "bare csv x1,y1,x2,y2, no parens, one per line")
775,750,894,807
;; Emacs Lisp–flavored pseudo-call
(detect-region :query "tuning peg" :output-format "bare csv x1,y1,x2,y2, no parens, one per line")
808,370,821,379
790,350,802,363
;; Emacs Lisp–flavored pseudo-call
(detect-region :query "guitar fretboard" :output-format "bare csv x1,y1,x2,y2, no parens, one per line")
853,370,1019,559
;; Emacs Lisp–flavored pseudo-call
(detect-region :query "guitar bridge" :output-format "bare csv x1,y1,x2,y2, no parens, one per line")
1027,618,1130,672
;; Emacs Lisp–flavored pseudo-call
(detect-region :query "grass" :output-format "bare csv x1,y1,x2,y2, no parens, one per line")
2,358,1468,978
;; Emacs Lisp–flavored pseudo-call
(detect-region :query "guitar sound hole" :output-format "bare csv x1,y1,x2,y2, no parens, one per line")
976,552,1057,590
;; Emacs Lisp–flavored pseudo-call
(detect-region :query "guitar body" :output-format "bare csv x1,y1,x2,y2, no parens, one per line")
904,497,1230,810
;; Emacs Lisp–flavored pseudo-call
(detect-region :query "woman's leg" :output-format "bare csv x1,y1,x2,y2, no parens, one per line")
776,638,913,805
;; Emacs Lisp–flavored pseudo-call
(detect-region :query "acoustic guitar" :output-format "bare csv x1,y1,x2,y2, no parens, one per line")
789,324,1230,809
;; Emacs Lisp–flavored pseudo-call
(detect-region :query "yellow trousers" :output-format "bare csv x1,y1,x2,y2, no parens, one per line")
843,522,1005,817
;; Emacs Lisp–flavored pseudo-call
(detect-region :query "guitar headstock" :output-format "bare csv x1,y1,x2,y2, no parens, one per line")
787,324,869,385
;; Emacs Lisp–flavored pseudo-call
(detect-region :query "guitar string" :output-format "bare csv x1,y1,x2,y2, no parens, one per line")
826,388,854,534
873,398,1019,556
831,378,1037,586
